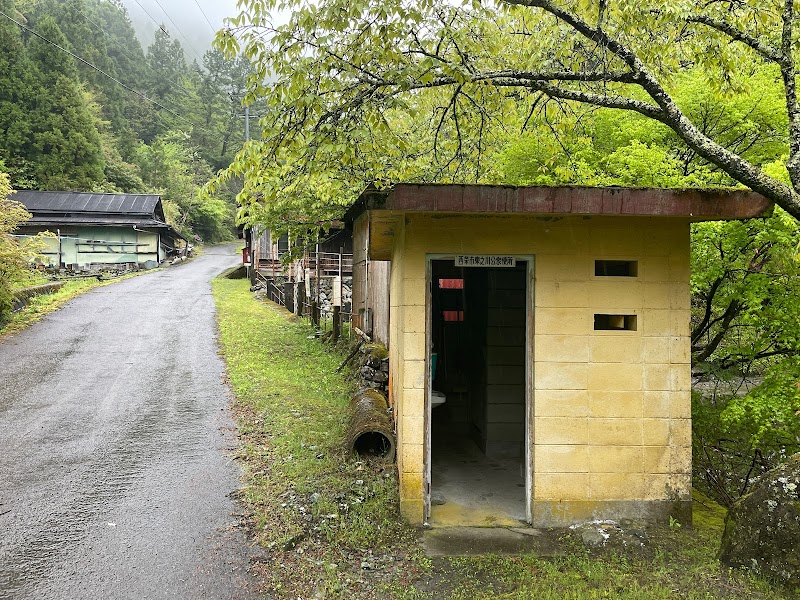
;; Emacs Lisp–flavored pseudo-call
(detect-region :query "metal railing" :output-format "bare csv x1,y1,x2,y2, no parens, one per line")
256,250,354,277
267,279,285,306
253,246,354,340
298,299,354,341
255,271,286,306
303,252,354,274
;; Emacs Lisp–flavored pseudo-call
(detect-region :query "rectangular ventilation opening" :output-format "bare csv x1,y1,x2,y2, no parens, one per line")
595,260,638,277
594,314,637,331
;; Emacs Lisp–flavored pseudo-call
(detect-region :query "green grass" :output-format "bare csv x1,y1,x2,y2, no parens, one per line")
213,278,792,599
212,278,420,597
10,269,49,290
381,507,790,599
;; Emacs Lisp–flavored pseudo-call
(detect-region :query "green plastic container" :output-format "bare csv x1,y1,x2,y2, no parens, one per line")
431,352,438,380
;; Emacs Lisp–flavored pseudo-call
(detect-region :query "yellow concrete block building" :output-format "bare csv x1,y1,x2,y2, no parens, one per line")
347,184,769,527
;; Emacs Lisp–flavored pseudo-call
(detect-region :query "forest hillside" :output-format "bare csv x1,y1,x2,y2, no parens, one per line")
0,0,248,242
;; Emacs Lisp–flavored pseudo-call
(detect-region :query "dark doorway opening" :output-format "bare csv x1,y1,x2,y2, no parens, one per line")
429,259,528,524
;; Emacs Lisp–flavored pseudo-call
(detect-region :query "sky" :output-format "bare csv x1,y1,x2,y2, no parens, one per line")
120,0,243,62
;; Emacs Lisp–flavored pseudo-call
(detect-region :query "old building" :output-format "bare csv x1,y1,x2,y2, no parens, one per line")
12,190,184,269
249,225,354,315
346,184,770,528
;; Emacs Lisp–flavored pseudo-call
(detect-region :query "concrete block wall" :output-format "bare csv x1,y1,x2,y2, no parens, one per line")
484,270,526,458
389,216,428,522
531,220,691,525
385,213,691,526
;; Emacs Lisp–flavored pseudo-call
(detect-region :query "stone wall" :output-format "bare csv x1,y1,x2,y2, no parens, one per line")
316,276,353,315
354,343,389,393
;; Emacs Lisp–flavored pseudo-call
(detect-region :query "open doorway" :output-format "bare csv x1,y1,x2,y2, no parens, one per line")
428,258,529,525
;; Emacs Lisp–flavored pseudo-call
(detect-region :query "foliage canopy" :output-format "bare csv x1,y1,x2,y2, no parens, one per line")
0,0,245,242
210,0,800,234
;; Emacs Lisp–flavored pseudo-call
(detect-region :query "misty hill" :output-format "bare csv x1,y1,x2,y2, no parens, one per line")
119,0,239,62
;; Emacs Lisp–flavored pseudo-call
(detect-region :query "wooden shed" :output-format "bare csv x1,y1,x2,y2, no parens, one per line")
345,184,770,527
11,190,184,268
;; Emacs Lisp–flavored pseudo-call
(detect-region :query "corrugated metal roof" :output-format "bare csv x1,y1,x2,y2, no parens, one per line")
10,190,162,216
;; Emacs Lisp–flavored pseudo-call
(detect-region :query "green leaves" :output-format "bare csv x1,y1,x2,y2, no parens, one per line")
208,0,800,228
0,170,50,323
719,357,800,454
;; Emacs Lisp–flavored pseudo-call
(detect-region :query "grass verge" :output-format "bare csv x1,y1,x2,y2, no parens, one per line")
10,270,49,290
213,278,791,599
212,277,421,597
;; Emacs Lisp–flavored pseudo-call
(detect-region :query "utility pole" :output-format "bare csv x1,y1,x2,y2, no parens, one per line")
241,105,261,141
242,103,256,284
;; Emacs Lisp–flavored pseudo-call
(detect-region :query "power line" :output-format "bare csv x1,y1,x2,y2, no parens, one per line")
63,0,196,108
129,0,164,35
130,0,206,66
59,0,198,111
65,2,148,78
191,0,217,36
150,0,205,64
0,8,208,134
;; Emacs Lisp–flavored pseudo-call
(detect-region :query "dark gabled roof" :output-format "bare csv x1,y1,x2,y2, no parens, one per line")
10,190,185,240
11,190,164,219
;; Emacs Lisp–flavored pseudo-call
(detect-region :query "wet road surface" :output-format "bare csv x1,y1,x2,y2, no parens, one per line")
0,246,257,599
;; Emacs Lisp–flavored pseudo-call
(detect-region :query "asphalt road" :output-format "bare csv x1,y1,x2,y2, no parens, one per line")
0,246,257,599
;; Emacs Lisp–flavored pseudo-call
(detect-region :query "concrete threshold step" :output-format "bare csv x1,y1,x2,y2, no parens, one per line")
423,526,566,557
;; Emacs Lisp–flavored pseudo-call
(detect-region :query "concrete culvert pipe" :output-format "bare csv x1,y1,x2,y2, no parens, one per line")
346,388,396,460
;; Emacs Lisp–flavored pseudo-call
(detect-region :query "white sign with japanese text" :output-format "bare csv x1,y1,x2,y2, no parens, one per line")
454,255,516,268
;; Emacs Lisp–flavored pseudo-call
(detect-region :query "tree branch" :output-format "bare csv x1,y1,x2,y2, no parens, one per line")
780,0,800,189
363,68,640,88
695,298,743,362
503,0,800,217
499,80,667,121
685,13,782,63
692,276,724,344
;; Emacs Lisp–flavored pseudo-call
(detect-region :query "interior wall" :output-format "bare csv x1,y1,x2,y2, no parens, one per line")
430,262,526,459
465,268,488,448
430,261,476,438
483,266,526,458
